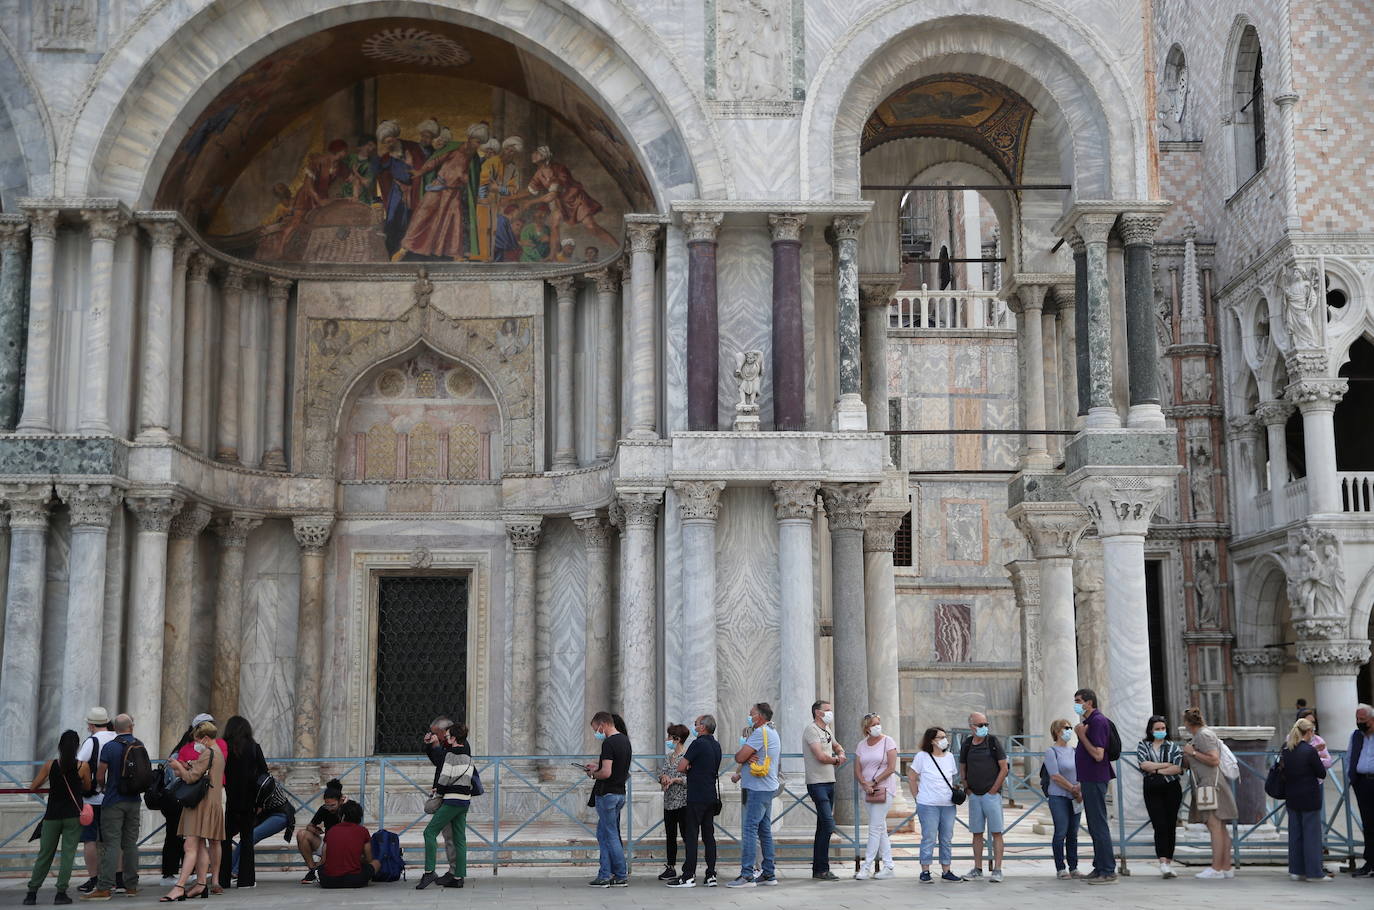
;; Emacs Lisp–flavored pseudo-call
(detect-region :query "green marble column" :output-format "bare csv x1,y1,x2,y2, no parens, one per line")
0,221,28,430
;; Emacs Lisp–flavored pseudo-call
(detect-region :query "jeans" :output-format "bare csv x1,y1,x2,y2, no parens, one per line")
1079,780,1114,875
1047,795,1080,871
738,788,774,878
27,817,82,892
863,793,893,870
424,803,467,876
806,782,836,873
679,801,716,879
1287,807,1324,878
663,806,685,867
219,808,258,887
916,803,955,868
1143,780,1182,859
97,799,141,892
594,793,627,880
231,812,289,877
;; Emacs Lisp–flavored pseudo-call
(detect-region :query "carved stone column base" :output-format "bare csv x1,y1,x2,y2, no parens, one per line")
260,448,287,473
1126,402,1166,429
834,393,867,431
733,404,760,432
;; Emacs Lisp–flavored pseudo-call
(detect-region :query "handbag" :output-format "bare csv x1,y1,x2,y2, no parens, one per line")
1194,783,1219,811
864,783,889,803
168,754,211,809
931,754,966,805
424,792,443,814
1264,754,1287,800
710,775,723,817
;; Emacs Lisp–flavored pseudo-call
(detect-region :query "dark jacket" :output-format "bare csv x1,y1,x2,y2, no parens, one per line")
1281,740,1327,813
223,742,269,815
1350,730,1370,784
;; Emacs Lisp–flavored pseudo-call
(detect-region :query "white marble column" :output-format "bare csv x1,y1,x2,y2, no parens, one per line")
619,261,633,440
16,211,58,433
162,502,212,750
862,509,905,748
625,222,660,439
124,494,182,756
551,276,578,468
1074,215,1121,429
138,221,181,442
617,489,663,740
260,278,291,471
774,481,819,765
168,241,190,442
291,516,333,764
210,513,261,720
574,511,615,749
1256,400,1294,497
506,516,542,753
1227,416,1264,530
832,216,868,431
1007,560,1044,749
675,481,724,724
181,254,212,453
589,269,619,460
1013,283,1052,468
1287,377,1346,514
1297,641,1369,741
216,267,247,464
0,511,9,660
77,209,124,434
1054,282,1081,431
1041,303,1061,458
0,484,52,760
55,484,118,731
238,277,263,465
822,483,873,822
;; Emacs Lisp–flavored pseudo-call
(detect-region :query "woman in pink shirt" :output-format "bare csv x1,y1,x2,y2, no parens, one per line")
1296,709,1334,768
853,713,899,881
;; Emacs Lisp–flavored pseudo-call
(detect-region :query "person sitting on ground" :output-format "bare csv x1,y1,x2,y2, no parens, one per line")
318,802,379,889
296,779,346,884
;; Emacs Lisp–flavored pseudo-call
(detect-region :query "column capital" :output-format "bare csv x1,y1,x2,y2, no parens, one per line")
1231,647,1288,675
1118,212,1164,247
1052,281,1075,309
674,480,725,522
858,278,900,310
1283,349,1329,380
169,502,214,540
0,220,28,252
862,509,906,553
586,266,620,294
26,208,59,240
625,221,661,254
292,514,335,554
1009,502,1092,559
1286,377,1347,410
767,212,806,244
1,483,53,529
172,237,192,271
547,274,577,300
505,514,544,550
572,510,615,549
82,208,126,242
820,482,875,531
1073,213,1116,246
617,488,664,528
1070,474,1172,538
56,483,120,529
188,252,213,284
223,265,251,291
142,221,181,248
213,513,263,548
1063,228,1085,255
267,276,293,301
1226,414,1263,438
1272,91,1300,109
682,211,724,244
126,494,185,534
1296,639,1370,677
1008,282,1048,315
831,213,865,241
1255,399,1296,426
1006,558,1041,605
772,480,819,521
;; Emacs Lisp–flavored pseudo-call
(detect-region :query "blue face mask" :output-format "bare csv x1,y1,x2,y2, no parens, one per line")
665,740,676,752
1073,703,1085,716
1152,730,1167,740
975,725,989,738
594,730,606,741
745,716,754,727
1061,729,1073,742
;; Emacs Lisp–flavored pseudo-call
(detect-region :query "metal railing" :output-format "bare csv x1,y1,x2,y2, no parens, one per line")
890,286,1013,331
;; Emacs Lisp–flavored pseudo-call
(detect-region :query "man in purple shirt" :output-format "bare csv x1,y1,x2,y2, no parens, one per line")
1073,688,1116,883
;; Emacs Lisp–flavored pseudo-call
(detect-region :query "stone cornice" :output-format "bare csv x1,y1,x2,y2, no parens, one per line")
673,200,873,216
1052,199,1170,239
1163,404,1224,419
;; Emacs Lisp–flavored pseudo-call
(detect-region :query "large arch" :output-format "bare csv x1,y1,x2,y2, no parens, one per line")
802,1,1145,201
57,0,727,208
0,28,56,208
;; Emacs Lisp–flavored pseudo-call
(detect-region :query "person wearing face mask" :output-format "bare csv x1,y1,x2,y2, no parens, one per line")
958,711,1008,882
725,703,780,888
1043,719,1081,879
801,700,846,881
907,726,960,883
1345,704,1373,877
669,716,722,888
853,713,898,880
1280,717,1330,881
583,711,631,888
655,724,690,882
1135,715,1183,878
1072,688,1116,883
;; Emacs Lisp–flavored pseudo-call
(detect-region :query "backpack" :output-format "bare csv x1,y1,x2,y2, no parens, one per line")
370,829,405,882
117,739,156,796
1104,720,1122,763
82,735,101,797
747,727,772,778
1216,737,1240,781
143,763,178,811
437,751,475,793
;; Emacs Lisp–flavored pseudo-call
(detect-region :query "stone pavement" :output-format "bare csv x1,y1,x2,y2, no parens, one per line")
5,862,1369,908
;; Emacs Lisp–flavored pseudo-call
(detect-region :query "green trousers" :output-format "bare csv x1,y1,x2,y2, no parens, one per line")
424,803,468,876
27,817,81,892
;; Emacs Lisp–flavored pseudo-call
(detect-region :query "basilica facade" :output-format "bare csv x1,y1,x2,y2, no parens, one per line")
0,0,1369,788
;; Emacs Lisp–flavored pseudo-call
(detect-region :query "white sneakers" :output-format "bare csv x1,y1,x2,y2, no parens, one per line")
1160,862,1176,879
873,867,895,880
1194,868,1226,879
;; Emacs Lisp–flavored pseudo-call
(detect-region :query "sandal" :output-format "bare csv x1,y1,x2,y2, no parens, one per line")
159,884,187,902
185,883,206,900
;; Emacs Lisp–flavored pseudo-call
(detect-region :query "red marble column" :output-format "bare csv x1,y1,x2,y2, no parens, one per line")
770,213,806,431
684,212,722,430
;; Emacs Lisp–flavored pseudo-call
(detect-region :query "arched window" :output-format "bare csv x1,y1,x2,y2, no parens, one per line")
1232,26,1266,185
1159,44,1190,141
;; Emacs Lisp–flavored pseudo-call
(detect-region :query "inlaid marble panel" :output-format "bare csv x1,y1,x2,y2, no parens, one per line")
713,487,781,737
716,227,775,429
37,513,70,751
239,520,301,757
534,518,588,749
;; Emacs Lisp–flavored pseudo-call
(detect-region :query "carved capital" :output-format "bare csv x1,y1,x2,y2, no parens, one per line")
26,209,59,240
682,211,724,245
213,513,262,549
0,220,28,253
172,238,192,271
1009,282,1048,315
56,483,120,530
1052,282,1075,309
1118,212,1164,247
169,502,214,540
292,514,335,555
1284,349,1329,380
858,280,899,310
1226,415,1263,438
126,495,184,534
1,483,53,530
1011,503,1093,559
1007,559,1041,605
1255,399,1295,426
821,483,875,531
767,212,806,244
223,265,250,292
1272,92,1300,109
673,480,724,522
187,252,213,284
772,480,819,521
831,214,864,242
267,276,293,302
547,275,577,300
863,510,906,553
1063,228,1085,255
625,222,661,254
586,267,619,295
1286,377,1347,409
1231,647,1288,674
1073,213,1116,246
1296,639,1370,676
83,209,125,243
143,221,181,249
572,511,614,550
1071,475,1172,538
618,489,664,529
506,515,543,550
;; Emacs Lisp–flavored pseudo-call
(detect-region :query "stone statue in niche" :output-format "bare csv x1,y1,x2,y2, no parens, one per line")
1189,434,1214,517
716,0,786,100
1281,263,1323,350
1286,527,1345,622
733,350,763,431
1194,544,1218,627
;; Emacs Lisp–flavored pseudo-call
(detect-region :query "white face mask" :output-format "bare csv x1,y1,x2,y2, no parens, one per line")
869,724,883,736
936,738,949,751
821,711,834,726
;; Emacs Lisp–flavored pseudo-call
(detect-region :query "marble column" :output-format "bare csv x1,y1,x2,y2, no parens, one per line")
1231,648,1286,734
1041,302,1061,458
1120,213,1166,428
774,481,819,766
125,494,182,756
619,261,633,440
860,279,899,457
1006,560,1044,749
291,516,333,764
1013,283,1051,469
550,277,578,468
770,214,806,431
573,511,615,749
617,489,663,740
1296,639,1369,742
210,513,261,720
162,502,212,750
1069,233,1090,420
832,216,867,431
78,209,124,434
1072,537,1110,700
260,278,292,471
168,241,190,442
0,511,9,661
1256,400,1294,498
1054,282,1081,430
1227,416,1264,528
625,222,660,439
822,483,873,822
0,221,28,429
588,269,619,460
16,209,57,434
138,221,181,442
182,254,212,453
675,481,724,723
0,484,52,761
1287,377,1347,514
684,213,722,430
1074,215,1120,428
55,484,118,732
216,267,247,464
862,508,905,749
506,516,542,753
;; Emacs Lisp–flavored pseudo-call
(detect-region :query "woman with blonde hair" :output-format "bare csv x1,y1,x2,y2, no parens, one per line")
853,713,898,880
1181,706,1235,879
1279,717,1330,881
1043,718,1081,879
162,721,226,901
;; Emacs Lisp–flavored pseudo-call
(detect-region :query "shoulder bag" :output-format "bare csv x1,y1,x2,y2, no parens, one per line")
1264,751,1287,800
168,751,212,809
64,766,95,827
931,754,966,805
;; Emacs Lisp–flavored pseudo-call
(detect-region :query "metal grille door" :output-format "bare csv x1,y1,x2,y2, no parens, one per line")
374,575,468,754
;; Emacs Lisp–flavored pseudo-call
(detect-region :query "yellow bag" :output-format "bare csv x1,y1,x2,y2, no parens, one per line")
748,726,772,777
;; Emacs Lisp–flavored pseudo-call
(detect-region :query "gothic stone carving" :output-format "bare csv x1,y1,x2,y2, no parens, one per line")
1296,639,1371,676
733,350,763,431
674,480,725,522
714,0,790,101
1286,527,1345,631
1231,647,1287,674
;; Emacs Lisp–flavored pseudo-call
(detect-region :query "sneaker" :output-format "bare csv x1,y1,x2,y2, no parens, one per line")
920,871,933,884
658,865,677,881
812,871,839,881
1353,864,1373,878
77,881,96,895
588,879,612,888
725,876,755,888
961,868,983,881
435,873,457,888
666,877,695,888
1194,868,1226,880
22,894,37,907
874,868,895,880
854,869,871,881
1057,870,1071,880
78,893,112,902
414,872,438,891
989,869,1003,883
610,878,629,888
1160,862,1175,879
940,871,962,883
1309,874,1334,882
1223,869,1235,879
704,874,717,888
1084,873,1117,885
299,868,317,885
756,874,778,886
1290,874,1303,881
1070,870,1083,879
54,894,73,906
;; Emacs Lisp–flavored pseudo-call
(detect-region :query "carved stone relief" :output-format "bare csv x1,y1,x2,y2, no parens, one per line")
35,0,98,52
1285,527,1346,637
1193,542,1219,628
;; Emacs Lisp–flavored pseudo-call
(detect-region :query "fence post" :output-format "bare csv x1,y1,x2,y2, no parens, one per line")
1114,757,1129,875
377,758,385,832
492,758,500,876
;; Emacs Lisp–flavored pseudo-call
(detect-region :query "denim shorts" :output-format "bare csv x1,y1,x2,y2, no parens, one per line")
967,792,1004,834
80,804,101,842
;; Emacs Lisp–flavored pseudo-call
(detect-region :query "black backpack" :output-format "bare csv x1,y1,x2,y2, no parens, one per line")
1104,720,1122,762
117,739,156,796
82,735,102,797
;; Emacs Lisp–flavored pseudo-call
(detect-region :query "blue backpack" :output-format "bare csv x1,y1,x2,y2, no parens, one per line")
371,829,405,882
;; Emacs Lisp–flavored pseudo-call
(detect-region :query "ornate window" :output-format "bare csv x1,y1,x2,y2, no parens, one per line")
1231,26,1266,185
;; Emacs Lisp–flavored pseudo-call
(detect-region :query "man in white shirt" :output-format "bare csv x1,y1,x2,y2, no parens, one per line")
801,700,847,881
74,707,120,894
